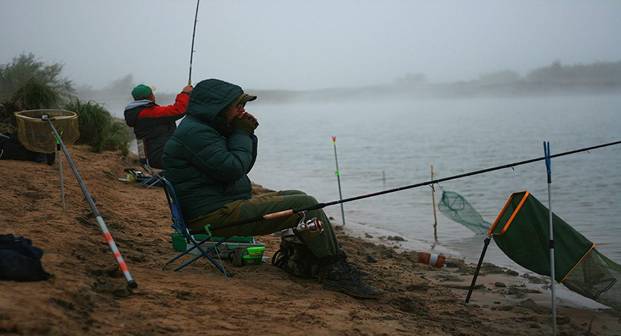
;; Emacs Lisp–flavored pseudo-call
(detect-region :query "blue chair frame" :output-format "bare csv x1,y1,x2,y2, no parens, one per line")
161,177,228,276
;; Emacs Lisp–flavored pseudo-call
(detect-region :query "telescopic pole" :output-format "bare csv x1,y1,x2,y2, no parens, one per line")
544,141,557,336
56,140,65,211
332,136,346,226
431,164,438,243
44,116,137,289
188,0,201,85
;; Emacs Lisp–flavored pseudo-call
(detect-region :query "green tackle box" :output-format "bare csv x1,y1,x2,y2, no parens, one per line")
171,232,265,265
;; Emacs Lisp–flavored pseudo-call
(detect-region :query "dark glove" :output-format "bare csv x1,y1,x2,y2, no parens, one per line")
232,113,259,134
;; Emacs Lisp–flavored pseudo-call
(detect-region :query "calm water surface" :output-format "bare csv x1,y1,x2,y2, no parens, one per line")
247,95,621,271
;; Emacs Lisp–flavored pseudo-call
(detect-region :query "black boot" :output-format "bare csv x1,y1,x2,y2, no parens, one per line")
319,253,379,299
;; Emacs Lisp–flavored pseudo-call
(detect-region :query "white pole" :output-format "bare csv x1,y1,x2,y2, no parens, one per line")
431,165,438,243
544,141,557,336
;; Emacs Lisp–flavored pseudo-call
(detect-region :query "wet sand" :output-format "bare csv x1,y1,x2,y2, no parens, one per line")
0,146,619,335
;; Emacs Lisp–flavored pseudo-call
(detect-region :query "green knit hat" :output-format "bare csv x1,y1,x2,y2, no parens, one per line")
131,84,153,100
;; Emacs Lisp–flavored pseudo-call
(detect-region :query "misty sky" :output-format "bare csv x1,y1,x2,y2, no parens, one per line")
1,0,620,92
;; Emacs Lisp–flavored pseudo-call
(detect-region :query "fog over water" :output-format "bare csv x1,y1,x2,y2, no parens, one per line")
1,1,621,91
2,2,621,308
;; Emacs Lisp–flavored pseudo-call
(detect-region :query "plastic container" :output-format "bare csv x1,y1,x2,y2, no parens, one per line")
232,246,265,266
417,251,446,268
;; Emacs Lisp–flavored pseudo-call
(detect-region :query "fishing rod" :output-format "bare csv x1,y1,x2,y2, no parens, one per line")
178,139,621,267
313,139,621,210
178,140,620,268
223,139,621,230
188,0,201,85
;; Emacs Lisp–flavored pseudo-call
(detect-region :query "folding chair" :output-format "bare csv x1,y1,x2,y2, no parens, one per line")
161,177,229,275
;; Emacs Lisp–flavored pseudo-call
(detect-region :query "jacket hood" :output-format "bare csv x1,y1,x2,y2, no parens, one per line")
124,99,155,128
124,99,153,111
186,79,243,122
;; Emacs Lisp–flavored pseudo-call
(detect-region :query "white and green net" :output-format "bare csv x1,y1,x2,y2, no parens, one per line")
439,189,621,311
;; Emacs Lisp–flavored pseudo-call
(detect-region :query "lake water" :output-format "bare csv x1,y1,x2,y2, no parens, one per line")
246,94,621,273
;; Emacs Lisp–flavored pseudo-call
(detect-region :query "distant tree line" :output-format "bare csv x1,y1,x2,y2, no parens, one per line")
525,60,621,86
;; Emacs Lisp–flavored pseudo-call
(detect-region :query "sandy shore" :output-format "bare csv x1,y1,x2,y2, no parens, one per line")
0,146,619,335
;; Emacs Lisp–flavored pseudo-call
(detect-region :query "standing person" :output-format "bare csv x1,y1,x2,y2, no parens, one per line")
163,79,378,299
124,84,192,169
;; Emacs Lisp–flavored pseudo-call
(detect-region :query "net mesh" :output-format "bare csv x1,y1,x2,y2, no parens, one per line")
491,191,621,311
14,109,79,153
438,190,489,234
563,248,621,311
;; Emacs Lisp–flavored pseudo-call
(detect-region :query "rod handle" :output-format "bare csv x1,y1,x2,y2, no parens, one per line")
263,209,294,220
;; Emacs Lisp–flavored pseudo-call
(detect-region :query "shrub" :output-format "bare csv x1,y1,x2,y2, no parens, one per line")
64,99,130,154
103,119,131,156
1,53,73,133
11,78,62,110
0,79,63,132
0,53,73,102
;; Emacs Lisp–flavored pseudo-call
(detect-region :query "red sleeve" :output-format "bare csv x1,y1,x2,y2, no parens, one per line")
138,92,190,119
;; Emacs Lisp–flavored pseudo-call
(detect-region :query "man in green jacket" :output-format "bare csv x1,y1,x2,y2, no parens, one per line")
163,79,377,299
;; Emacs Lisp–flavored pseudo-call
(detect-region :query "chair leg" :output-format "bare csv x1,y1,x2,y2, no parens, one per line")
164,237,230,275
163,247,196,270
162,232,212,270
174,244,228,276
143,175,163,189
173,238,230,276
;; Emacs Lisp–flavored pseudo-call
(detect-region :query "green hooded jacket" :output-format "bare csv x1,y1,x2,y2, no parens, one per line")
162,79,258,221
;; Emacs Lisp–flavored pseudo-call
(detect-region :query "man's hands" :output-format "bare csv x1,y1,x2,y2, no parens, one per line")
182,85,193,94
231,112,259,134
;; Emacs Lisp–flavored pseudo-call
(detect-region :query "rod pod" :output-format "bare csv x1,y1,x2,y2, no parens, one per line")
43,116,137,289
544,141,557,336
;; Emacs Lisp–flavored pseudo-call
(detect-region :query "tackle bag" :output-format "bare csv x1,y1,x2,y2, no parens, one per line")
0,133,54,164
0,234,51,281
272,230,320,279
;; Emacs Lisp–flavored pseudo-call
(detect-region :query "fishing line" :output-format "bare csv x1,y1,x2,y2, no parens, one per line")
212,139,621,232
311,139,621,210
181,140,621,267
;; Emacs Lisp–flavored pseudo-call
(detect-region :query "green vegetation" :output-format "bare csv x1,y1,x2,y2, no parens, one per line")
0,53,130,155
0,53,73,102
1,53,73,130
63,100,130,155
11,79,63,109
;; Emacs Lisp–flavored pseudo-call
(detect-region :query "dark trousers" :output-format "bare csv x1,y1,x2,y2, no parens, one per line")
188,190,339,258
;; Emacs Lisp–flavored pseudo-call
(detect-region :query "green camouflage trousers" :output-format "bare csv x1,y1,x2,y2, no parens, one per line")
188,190,339,258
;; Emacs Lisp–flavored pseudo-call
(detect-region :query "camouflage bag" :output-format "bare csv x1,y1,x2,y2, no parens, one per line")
271,230,320,279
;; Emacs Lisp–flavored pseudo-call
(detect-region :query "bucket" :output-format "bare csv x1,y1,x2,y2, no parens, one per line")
417,252,446,268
